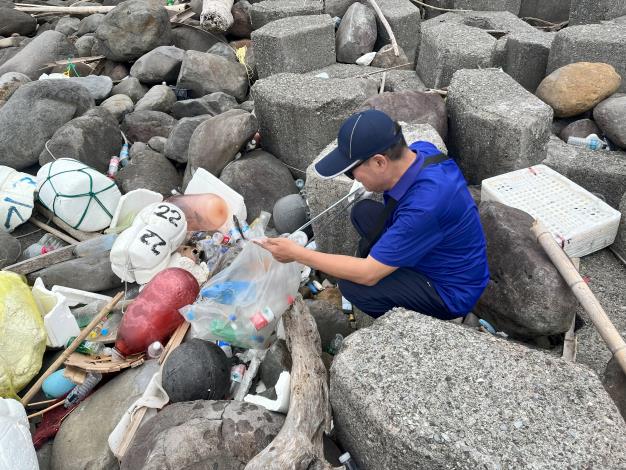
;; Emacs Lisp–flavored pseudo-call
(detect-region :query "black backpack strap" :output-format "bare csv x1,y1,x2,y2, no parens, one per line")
356,152,449,258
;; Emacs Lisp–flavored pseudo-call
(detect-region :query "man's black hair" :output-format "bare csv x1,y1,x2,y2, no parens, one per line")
383,121,407,161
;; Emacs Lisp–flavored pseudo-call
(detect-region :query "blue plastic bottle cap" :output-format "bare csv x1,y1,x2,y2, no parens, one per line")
101,328,109,336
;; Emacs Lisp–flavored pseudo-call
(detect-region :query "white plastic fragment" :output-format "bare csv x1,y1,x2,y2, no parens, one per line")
0,398,38,470
107,188,163,234
244,371,291,414
32,278,80,348
356,52,376,66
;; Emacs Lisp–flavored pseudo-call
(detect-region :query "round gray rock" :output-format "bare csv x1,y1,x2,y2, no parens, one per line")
134,84,177,113
39,107,122,173
77,13,105,36
0,71,30,102
335,2,377,64
55,16,80,36
273,193,308,234
112,77,148,103
74,34,96,57
164,114,211,163
147,136,167,153
121,109,176,143
207,42,238,62
162,339,231,403
129,45,185,84
220,149,299,222
67,75,113,101
0,232,22,268
100,93,134,121
0,7,36,36
121,400,285,470
171,91,238,119
116,145,181,196
559,118,601,142
95,0,173,61
0,79,93,170
594,93,626,149
306,299,352,352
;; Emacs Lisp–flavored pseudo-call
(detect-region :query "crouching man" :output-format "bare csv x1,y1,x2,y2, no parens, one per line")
258,110,489,321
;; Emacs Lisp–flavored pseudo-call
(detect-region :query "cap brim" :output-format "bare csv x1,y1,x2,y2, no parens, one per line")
314,146,362,179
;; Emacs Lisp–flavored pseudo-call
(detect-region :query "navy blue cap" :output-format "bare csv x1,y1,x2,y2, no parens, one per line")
314,109,401,179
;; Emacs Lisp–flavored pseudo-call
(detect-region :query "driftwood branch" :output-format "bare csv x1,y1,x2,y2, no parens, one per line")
532,221,626,375
562,258,580,362
367,0,399,57
245,296,340,470
14,3,186,15
200,0,234,32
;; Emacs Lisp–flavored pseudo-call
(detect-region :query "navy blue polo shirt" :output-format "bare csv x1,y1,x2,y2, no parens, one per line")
370,141,489,315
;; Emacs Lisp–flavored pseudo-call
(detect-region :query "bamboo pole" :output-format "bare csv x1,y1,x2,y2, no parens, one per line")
532,221,626,375
21,292,124,405
29,218,80,245
367,0,400,57
562,258,580,362
14,3,186,15
27,400,65,419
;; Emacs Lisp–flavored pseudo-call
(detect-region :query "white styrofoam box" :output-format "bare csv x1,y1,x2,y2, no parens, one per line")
32,278,80,348
0,398,38,470
481,164,621,258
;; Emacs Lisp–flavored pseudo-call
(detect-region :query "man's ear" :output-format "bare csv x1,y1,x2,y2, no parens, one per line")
371,154,387,169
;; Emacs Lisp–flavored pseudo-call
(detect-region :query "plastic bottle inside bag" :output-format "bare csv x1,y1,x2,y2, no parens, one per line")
23,234,65,259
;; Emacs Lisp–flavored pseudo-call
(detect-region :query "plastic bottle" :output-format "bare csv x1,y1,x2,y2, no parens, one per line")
107,156,120,179
295,179,305,190
216,340,233,358
288,230,308,247
67,337,111,356
247,211,271,239
327,334,344,355
147,341,164,359
118,143,130,167
339,452,359,470
64,372,102,408
567,134,607,151
23,234,64,259
73,233,118,258
88,317,112,339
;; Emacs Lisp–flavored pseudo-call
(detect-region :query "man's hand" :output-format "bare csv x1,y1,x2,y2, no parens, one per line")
255,237,301,263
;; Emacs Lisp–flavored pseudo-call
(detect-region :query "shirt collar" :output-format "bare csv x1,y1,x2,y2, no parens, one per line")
385,150,423,201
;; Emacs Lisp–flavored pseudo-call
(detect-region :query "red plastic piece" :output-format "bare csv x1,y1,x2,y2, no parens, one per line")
114,268,199,357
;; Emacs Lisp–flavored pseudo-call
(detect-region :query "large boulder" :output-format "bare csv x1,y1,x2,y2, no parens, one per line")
39,107,122,173
28,252,123,292
357,90,447,140
536,62,622,118
0,71,30,102
228,0,252,38
112,77,148,103
134,84,177,113
219,149,299,222
67,75,113,101
558,118,601,142
164,115,211,163
95,0,173,61
474,201,578,338
77,13,105,36
171,91,238,119
121,400,285,470
0,79,93,170
0,7,37,36
594,93,626,149
130,46,185,84
55,16,80,36
121,110,176,143
117,145,181,196
330,309,626,469
171,25,226,51
51,360,160,470
335,2,377,64
184,109,257,186
100,93,134,121
176,51,248,101
0,30,77,79
306,299,353,353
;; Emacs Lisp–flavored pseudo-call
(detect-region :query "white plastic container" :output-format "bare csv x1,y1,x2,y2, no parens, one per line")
32,278,80,348
185,167,247,225
0,398,38,470
481,164,622,257
37,158,122,232
0,165,37,233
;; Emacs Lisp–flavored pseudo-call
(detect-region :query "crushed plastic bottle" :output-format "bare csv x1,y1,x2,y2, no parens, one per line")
327,334,344,355
64,372,102,408
567,134,607,151
23,233,64,259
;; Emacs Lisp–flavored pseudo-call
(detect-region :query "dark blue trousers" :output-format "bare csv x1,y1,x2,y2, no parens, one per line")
338,199,459,320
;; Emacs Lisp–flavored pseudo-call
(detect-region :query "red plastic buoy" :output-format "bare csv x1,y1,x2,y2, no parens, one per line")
114,268,199,357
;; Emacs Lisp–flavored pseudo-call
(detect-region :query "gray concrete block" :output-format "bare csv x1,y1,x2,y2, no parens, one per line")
330,309,626,470
417,22,496,89
249,0,323,29
519,0,571,23
252,73,376,174
569,0,626,25
251,15,336,78
424,10,536,33
503,30,555,92
310,63,426,92
542,136,626,209
447,68,553,184
547,24,626,92
359,0,421,64
305,123,446,256
422,0,521,18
